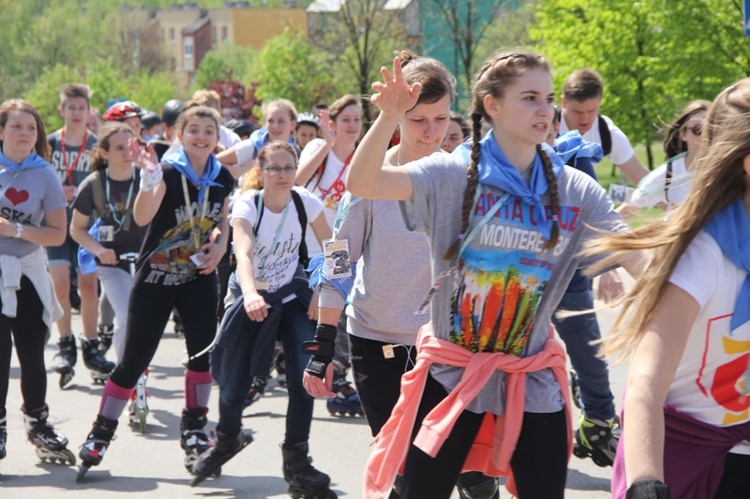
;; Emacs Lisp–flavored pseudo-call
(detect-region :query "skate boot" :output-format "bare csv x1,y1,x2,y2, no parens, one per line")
97,324,114,357
242,376,268,409
326,360,363,417
128,371,149,433
282,442,337,498
570,369,583,410
190,429,253,487
180,407,214,474
0,413,7,460
22,405,75,465
456,471,500,499
77,415,118,482
80,336,115,384
275,350,287,388
53,335,77,389
573,414,620,467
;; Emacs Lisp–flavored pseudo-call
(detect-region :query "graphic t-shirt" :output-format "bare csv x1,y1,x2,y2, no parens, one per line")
231,186,323,293
47,130,97,215
0,165,66,258
299,138,350,257
72,169,145,273
667,230,750,432
401,153,625,414
134,163,234,290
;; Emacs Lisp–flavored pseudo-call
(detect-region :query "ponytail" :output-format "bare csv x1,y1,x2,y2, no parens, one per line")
538,144,560,250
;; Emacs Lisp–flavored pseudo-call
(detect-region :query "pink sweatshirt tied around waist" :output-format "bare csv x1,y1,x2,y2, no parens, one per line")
363,322,572,498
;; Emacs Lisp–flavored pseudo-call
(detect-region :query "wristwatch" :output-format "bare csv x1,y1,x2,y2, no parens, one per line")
13,223,23,238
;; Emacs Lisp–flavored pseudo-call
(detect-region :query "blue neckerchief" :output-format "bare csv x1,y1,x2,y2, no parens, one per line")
249,128,298,155
306,254,356,299
476,131,563,239
0,151,49,173
163,146,222,203
704,200,750,332
554,130,604,165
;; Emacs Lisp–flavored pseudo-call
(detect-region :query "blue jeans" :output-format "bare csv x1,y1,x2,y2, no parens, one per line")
552,282,616,421
218,298,315,444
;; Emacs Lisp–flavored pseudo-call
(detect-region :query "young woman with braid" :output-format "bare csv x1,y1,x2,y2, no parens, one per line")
344,50,641,499
584,80,750,499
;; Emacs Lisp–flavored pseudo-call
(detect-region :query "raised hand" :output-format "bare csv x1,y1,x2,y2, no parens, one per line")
371,57,423,120
318,109,335,146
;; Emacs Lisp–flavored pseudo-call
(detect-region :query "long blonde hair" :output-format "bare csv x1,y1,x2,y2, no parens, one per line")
585,79,750,362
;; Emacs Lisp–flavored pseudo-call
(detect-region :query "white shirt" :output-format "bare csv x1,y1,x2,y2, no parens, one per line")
559,113,636,166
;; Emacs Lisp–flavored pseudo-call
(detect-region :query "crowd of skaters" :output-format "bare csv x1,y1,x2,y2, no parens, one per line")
0,45,748,499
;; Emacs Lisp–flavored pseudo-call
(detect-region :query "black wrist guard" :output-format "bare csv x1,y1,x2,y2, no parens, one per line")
303,324,337,379
626,479,671,499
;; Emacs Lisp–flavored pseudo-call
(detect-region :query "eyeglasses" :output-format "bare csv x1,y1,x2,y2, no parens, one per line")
262,165,296,174
686,124,702,136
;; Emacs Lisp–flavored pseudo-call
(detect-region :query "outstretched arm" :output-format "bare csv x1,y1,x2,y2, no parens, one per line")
346,57,417,201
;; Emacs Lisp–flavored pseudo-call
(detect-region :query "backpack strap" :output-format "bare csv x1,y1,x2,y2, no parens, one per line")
90,170,110,219
253,190,264,238
664,156,675,204
598,115,612,157
291,189,309,267
304,154,327,193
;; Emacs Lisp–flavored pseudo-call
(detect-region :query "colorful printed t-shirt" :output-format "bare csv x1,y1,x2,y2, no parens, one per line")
667,230,750,432
0,165,66,258
401,153,625,415
231,186,323,293
134,163,234,290
299,138,350,258
47,130,97,214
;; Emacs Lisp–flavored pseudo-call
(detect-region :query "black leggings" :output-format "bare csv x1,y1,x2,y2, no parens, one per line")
394,374,568,499
0,276,49,416
110,275,218,389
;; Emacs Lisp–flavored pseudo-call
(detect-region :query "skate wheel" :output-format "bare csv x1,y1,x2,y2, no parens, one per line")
138,409,147,434
214,466,221,477
63,449,76,465
76,464,90,483
572,445,589,459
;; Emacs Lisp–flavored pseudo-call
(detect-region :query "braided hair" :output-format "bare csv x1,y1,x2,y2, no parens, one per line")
443,50,558,260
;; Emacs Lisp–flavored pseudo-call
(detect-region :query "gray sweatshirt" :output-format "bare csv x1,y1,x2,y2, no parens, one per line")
319,192,433,346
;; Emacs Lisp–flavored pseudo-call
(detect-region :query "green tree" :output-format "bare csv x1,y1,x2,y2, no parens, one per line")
194,43,258,90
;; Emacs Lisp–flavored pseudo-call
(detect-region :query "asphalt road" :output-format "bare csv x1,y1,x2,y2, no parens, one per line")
1,289,629,498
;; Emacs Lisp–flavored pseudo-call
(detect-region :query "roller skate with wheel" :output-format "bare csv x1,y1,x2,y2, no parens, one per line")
190,428,253,487
22,405,76,465
97,324,114,357
53,334,77,389
180,407,215,475
77,415,117,482
573,413,620,467
570,369,583,409
456,471,500,499
282,442,337,498
242,376,268,409
128,371,149,433
0,414,7,460
80,335,115,384
274,350,287,388
326,360,363,417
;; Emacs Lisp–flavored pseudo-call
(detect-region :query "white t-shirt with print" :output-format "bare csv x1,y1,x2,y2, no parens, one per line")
231,186,323,293
299,138,350,258
667,231,750,434
559,113,635,166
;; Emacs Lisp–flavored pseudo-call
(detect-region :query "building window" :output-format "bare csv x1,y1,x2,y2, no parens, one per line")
221,26,228,41
169,28,175,43
212,27,217,43
184,37,194,58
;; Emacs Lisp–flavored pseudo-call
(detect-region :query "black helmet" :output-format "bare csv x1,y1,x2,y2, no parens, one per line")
225,118,255,138
141,111,162,129
162,99,184,127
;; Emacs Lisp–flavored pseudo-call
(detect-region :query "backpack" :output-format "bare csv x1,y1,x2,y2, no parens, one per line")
252,189,309,267
89,170,134,232
597,115,612,157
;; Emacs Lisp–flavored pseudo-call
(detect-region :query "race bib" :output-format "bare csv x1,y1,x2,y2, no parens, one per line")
323,239,352,279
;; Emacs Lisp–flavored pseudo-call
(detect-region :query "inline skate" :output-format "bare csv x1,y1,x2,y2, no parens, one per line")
242,376,268,409
22,405,75,465
77,415,118,482
573,413,620,467
80,335,115,384
190,429,253,486
97,323,114,356
0,414,6,460
326,360,363,417
128,370,149,433
180,407,215,475
53,334,77,389
282,442,337,498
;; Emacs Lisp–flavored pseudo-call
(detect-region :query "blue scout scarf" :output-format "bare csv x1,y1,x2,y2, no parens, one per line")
704,199,750,332
554,130,604,165
0,151,49,172
164,145,222,203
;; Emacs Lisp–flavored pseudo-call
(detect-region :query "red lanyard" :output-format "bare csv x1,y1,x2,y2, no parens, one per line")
318,151,353,202
60,130,88,185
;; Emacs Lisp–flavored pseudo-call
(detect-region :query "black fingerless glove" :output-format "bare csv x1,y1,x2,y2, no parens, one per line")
626,479,671,499
302,324,337,379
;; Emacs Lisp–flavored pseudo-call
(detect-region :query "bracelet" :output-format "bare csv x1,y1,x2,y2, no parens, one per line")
139,163,163,192
13,223,23,239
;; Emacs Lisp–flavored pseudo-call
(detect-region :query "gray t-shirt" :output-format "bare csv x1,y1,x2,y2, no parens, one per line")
401,153,625,415
47,130,96,216
0,165,66,257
